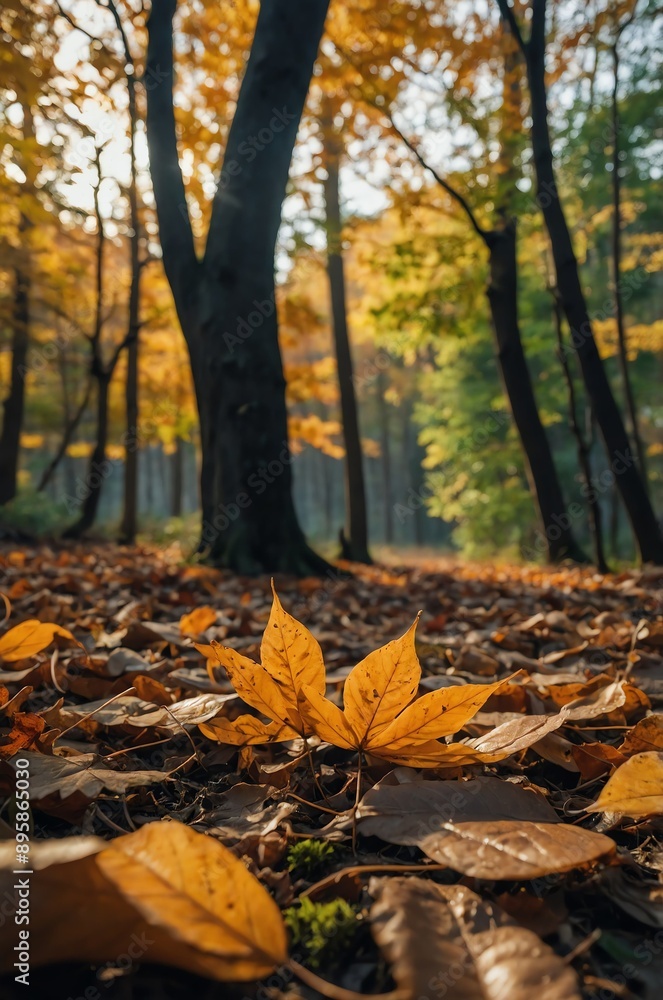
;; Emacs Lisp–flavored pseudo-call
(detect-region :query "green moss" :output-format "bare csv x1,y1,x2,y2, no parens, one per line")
284,897,360,970
286,839,336,878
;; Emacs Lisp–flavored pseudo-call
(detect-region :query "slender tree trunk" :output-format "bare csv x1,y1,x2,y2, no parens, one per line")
119,336,139,542
377,369,393,544
63,375,111,537
610,41,647,491
323,143,371,563
0,231,30,505
171,437,184,517
486,223,587,562
38,377,91,492
514,0,663,563
147,0,332,574
552,289,608,572
103,4,143,545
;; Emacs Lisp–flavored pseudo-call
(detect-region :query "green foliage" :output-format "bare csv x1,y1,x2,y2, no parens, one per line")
286,838,337,878
0,490,67,539
283,896,360,970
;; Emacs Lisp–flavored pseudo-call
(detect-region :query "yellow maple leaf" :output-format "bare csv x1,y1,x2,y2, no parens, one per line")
198,590,511,764
299,616,510,766
198,584,325,744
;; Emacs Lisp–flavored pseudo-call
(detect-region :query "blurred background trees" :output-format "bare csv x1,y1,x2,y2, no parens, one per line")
1,0,661,570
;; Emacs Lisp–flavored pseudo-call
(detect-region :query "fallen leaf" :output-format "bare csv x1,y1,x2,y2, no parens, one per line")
0,820,287,980
586,751,663,818
414,819,615,879
2,751,172,802
300,616,510,765
369,877,581,1000
0,620,76,663
619,715,663,756
180,606,217,637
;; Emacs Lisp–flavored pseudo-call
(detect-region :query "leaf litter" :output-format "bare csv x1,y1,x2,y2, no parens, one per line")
1,543,663,998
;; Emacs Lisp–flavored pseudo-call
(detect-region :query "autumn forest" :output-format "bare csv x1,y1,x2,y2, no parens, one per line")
1,1,663,998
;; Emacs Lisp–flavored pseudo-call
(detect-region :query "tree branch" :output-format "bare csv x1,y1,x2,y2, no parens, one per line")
386,115,488,242
145,0,199,321
494,0,527,54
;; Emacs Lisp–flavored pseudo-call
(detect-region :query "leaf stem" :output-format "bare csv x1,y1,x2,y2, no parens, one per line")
289,958,402,1000
352,752,363,856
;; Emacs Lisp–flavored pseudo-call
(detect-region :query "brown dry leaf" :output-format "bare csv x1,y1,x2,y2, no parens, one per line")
357,776,614,879
619,714,663,756
415,819,615,879
0,619,76,663
0,820,287,980
357,775,560,840
369,876,581,1000
464,707,571,757
0,712,46,757
572,742,626,781
3,751,172,801
586,751,663,818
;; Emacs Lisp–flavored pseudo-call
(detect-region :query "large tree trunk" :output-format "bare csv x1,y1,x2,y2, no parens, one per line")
147,0,332,575
322,145,371,563
63,375,111,537
171,437,184,517
517,0,663,563
0,234,30,505
486,222,587,563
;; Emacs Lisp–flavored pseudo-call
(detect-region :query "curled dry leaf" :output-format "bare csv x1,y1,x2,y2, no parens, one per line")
0,820,287,981
586,751,663,818
0,619,77,663
369,876,581,1000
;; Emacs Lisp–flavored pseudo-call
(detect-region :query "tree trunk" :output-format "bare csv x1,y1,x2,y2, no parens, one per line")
63,375,111,537
171,437,184,517
551,288,608,572
522,0,663,563
610,41,647,491
147,0,332,574
119,51,141,545
377,369,393,544
0,233,30,505
486,223,587,563
119,336,139,542
323,144,371,563
38,377,91,492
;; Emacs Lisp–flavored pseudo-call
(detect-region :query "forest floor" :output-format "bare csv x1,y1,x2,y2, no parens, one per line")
1,543,662,999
